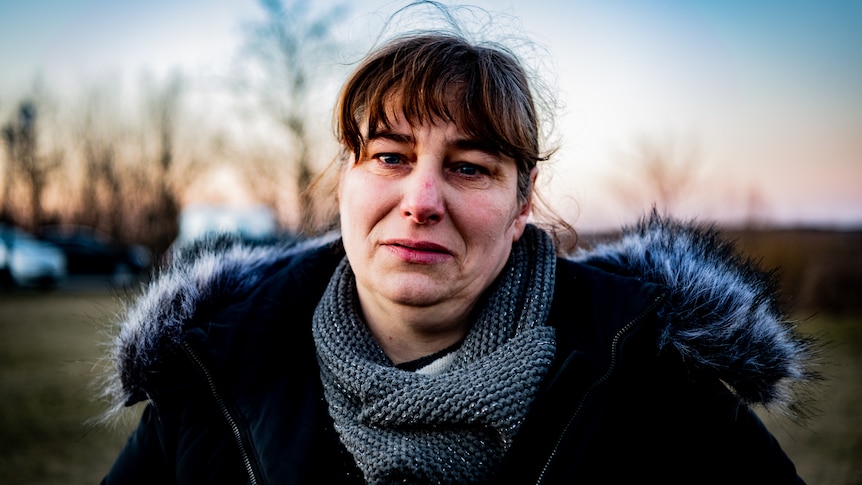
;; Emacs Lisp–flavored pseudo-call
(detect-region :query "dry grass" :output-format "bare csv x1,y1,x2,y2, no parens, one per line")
0,289,137,484
1,287,859,484
758,314,862,484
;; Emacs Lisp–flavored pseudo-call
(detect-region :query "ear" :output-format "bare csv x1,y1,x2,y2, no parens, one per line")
511,167,538,242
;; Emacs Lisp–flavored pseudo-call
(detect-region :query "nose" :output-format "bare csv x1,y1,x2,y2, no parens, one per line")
400,166,445,225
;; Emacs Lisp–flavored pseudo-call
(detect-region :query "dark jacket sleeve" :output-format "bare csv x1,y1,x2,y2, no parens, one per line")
600,320,804,484
587,348,804,484
514,363,804,484
646,375,804,484
101,404,173,485
102,394,247,485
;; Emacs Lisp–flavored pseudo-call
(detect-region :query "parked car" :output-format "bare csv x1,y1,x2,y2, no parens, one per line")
162,204,293,266
0,223,67,289
37,225,152,286
173,204,279,247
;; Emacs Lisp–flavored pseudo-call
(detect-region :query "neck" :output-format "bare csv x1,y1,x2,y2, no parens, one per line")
355,286,473,364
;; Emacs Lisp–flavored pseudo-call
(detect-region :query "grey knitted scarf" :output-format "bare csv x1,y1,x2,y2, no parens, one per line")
312,225,557,484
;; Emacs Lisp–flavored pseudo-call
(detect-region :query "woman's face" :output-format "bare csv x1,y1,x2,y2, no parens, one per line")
339,111,533,325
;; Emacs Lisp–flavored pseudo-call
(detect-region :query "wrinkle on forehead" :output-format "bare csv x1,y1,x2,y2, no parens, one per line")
363,91,486,146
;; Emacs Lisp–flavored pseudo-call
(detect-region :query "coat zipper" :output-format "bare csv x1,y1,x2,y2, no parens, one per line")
182,340,261,485
534,291,668,484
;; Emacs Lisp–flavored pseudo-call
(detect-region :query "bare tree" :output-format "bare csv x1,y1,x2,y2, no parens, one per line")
1,100,63,230
74,86,128,237
610,132,702,216
240,0,348,233
137,73,186,255
0,107,13,223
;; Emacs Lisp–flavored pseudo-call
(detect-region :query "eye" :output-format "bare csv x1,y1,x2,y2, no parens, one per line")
452,163,488,177
377,154,402,165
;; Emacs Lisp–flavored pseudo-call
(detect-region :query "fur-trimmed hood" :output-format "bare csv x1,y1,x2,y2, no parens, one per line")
570,213,819,419
97,234,339,419
99,214,819,421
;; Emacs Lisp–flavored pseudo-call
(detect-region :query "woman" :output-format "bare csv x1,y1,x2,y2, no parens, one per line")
99,26,819,485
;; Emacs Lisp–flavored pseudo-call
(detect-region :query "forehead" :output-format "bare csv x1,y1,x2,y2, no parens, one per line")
366,94,470,138
364,108,503,157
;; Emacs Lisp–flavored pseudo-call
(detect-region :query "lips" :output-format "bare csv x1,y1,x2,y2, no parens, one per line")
383,239,453,264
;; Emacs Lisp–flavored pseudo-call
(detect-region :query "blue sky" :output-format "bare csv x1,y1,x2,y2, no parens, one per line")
1,0,860,229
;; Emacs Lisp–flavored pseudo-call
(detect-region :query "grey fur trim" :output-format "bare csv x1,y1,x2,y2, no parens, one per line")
571,211,821,419
96,232,339,420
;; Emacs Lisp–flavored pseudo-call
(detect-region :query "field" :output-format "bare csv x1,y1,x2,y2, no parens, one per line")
757,313,862,484
1,279,860,484
0,289,138,484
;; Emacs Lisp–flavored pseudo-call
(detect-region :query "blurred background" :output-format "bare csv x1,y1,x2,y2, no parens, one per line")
0,0,859,483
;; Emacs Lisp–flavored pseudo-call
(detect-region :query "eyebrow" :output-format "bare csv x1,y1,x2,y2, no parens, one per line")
368,130,501,156
368,131,413,144
453,138,499,155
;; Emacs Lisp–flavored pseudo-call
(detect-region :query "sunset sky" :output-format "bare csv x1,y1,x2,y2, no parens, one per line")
1,0,860,231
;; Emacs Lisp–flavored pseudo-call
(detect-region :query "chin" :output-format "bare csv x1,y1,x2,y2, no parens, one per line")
380,280,449,308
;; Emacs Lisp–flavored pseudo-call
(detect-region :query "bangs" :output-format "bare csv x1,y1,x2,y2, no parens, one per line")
337,35,540,167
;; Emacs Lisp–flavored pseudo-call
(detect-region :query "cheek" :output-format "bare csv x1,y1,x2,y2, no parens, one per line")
338,169,393,229
338,175,366,261
338,172,361,232
457,195,518,240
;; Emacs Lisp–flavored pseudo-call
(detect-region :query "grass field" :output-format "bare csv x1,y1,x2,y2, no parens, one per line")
1,287,860,484
757,312,862,484
0,289,139,484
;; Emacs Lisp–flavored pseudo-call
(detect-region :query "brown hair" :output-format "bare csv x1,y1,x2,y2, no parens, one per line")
336,33,546,204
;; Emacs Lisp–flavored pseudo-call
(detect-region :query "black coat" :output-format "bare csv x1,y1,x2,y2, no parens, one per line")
100,217,817,484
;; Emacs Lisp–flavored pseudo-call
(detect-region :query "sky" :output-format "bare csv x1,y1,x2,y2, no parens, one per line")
1,0,860,231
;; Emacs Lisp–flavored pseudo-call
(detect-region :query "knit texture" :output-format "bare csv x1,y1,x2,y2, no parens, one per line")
312,225,557,484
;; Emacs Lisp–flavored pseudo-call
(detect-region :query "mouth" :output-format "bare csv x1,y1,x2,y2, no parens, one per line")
383,239,453,263
389,240,451,253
